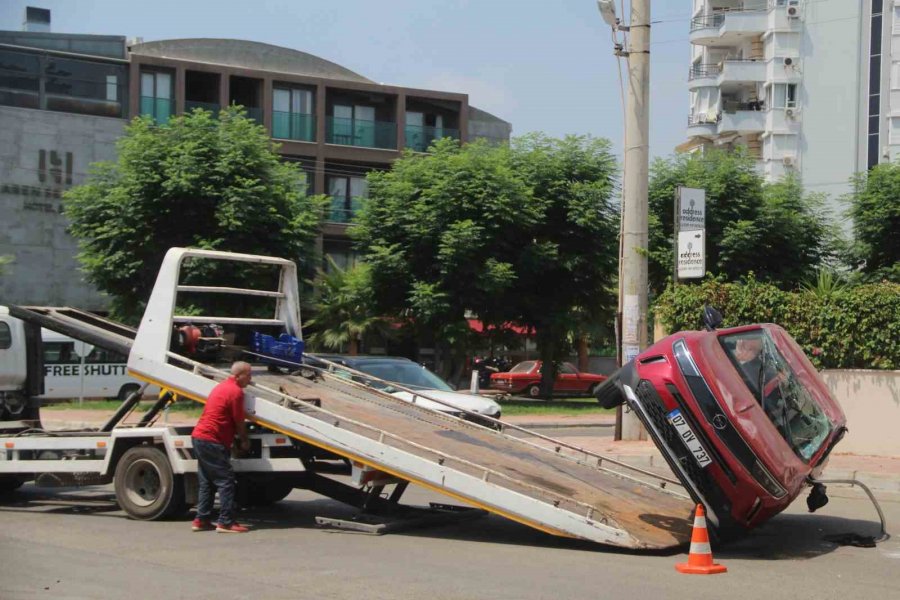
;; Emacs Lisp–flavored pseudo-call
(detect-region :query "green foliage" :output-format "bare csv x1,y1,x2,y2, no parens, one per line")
648,150,835,293
0,255,12,277
847,163,900,282
353,135,620,391
655,276,900,369
305,259,393,353
64,106,327,322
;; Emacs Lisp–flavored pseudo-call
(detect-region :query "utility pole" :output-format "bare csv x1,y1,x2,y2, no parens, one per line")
611,0,651,440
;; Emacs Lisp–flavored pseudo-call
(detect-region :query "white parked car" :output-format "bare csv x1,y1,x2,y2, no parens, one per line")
309,355,502,428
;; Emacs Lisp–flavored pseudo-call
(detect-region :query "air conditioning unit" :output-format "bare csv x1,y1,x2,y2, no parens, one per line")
785,107,799,117
787,6,800,18
783,57,794,67
782,156,796,167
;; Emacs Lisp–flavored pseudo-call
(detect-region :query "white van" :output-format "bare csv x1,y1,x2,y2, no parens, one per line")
0,306,152,403
39,329,152,401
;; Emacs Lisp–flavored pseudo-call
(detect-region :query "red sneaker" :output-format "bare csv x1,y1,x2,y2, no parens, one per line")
191,518,215,532
216,522,250,533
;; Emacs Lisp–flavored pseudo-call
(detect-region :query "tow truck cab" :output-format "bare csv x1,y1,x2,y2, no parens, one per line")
602,320,847,537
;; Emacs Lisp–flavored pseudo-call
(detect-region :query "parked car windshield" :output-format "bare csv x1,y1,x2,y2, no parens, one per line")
720,330,832,462
510,361,536,374
351,360,455,392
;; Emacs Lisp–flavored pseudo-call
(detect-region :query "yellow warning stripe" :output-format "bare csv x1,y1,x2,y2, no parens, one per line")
129,371,578,540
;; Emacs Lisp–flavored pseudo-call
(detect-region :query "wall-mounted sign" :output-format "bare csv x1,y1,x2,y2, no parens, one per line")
677,230,706,279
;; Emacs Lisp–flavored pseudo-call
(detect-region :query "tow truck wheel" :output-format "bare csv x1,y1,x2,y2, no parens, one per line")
0,475,24,494
114,446,185,520
236,475,294,506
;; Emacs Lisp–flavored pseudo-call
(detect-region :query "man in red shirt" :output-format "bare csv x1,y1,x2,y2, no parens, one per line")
191,361,252,533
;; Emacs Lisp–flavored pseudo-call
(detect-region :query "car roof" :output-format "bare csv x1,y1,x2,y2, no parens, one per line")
309,354,416,367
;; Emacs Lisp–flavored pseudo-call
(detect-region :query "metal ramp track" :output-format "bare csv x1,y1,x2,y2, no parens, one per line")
240,370,696,550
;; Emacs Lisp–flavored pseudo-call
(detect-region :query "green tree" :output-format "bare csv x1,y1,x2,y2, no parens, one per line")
648,150,833,293
65,107,327,322
305,259,393,355
847,163,900,282
353,135,619,396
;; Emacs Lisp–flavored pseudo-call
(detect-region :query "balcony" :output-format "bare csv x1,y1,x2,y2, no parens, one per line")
185,100,220,116
326,117,397,150
327,195,364,224
719,108,766,134
272,111,315,142
719,59,766,85
140,96,172,124
687,113,719,138
405,124,460,152
688,64,720,90
690,9,768,46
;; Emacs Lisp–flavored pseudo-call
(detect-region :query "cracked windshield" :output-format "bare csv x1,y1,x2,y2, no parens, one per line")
722,330,832,462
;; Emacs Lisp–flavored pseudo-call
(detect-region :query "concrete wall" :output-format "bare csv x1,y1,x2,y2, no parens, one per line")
0,106,125,310
822,369,900,457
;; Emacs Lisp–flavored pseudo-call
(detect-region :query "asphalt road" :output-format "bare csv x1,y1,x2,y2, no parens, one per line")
1,479,898,600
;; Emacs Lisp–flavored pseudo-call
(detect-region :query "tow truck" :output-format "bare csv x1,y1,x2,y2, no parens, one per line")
1,248,699,550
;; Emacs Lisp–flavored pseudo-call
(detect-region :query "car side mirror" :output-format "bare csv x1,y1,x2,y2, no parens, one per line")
702,305,724,331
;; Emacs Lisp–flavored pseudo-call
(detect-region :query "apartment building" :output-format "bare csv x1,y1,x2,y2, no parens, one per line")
682,0,894,218
0,9,511,309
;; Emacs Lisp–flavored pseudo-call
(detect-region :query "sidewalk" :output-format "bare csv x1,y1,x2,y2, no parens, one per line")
504,413,900,494
36,409,900,493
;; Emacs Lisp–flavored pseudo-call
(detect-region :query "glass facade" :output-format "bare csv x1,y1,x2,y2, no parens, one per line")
0,49,126,117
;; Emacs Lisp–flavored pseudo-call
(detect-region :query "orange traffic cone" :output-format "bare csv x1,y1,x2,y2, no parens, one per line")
675,504,727,575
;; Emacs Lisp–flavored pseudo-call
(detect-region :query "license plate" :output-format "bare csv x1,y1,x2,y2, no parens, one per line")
667,409,712,468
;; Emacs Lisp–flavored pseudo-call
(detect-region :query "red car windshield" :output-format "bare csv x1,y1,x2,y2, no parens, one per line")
719,329,833,462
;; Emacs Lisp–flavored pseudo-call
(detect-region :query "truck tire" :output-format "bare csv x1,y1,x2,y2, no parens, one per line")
236,475,294,506
114,446,185,520
0,475,24,494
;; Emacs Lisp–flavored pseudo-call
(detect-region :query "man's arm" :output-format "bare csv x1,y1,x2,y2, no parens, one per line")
235,420,250,452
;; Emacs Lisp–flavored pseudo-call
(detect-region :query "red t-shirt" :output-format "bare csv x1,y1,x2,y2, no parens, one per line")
192,376,245,447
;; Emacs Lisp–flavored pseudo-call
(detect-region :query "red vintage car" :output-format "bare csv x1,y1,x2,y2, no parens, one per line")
595,310,847,539
490,360,607,397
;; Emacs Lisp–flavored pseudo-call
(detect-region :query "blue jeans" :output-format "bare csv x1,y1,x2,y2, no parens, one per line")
193,438,237,526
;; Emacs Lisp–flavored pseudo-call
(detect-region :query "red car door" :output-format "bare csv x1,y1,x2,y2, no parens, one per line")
555,362,582,392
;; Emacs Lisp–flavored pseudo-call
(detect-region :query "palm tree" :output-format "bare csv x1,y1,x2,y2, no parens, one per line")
306,258,392,355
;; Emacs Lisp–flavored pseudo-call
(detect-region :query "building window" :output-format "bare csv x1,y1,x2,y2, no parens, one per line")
45,56,127,118
0,49,40,109
771,83,797,109
140,70,173,124
0,322,11,350
868,1,884,169
327,175,367,223
273,87,315,141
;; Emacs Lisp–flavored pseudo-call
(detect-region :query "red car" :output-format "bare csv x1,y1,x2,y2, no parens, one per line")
596,309,847,539
490,360,607,397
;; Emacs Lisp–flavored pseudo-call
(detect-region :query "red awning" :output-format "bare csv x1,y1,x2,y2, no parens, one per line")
467,319,533,336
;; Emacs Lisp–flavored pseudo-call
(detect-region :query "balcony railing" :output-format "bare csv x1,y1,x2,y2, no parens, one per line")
272,111,315,142
185,100,220,116
327,195,365,223
690,13,725,31
404,124,460,152
140,96,172,124
689,64,721,80
326,116,397,150
688,113,720,127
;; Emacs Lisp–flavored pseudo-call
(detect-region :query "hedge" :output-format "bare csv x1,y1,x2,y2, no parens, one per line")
654,276,900,370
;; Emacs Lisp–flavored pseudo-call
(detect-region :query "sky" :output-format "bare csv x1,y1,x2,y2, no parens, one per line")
0,0,694,160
